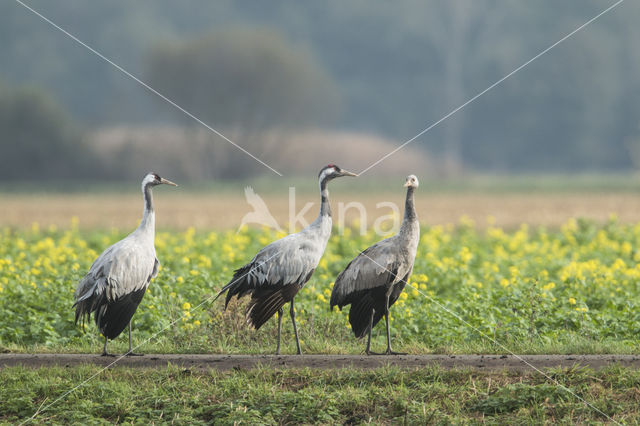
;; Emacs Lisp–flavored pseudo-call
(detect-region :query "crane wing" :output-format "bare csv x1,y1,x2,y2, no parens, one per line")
330,236,410,308
217,231,324,307
74,236,156,305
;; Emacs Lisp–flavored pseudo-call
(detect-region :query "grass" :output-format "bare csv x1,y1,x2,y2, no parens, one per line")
1,364,638,424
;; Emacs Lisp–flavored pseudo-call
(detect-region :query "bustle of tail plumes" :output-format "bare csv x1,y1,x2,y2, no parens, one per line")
73,280,147,339
331,287,387,338
215,263,302,330
214,263,255,308
245,284,299,330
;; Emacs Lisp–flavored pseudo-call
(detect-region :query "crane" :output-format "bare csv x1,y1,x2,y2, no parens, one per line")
73,172,177,356
216,164,357,354
330,175,419,355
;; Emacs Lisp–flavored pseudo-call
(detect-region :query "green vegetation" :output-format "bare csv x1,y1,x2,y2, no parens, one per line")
3,2,640,174
1,365,638,423
2,216,640,355
0,85,96,180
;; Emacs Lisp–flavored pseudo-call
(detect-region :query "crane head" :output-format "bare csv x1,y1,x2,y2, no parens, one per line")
318,164,358,182
404,174,419,188
143,172,178,187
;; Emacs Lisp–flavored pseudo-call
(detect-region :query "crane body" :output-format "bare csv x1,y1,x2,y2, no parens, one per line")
73,173,177,356
217,164,357,354
331,175,420,355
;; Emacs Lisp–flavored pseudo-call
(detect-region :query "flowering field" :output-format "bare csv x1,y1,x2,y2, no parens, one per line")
1,216,640,354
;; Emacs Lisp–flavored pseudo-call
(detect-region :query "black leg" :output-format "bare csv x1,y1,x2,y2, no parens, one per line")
290,299,302,355
276,308,283,355
365,309,375,355
101,336,114,357
126,321,144,356
384,293,405,355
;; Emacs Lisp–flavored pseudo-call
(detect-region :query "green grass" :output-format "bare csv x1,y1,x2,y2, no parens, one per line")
1,365,638,424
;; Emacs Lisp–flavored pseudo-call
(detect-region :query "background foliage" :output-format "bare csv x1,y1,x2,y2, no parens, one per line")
1,0,639,178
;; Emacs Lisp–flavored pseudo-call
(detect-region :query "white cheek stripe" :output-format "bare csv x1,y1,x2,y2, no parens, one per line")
319,168,333,182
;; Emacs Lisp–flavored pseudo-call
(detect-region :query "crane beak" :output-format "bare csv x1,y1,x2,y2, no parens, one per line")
160,178,178,187
340,170,358,177
403,181,411,187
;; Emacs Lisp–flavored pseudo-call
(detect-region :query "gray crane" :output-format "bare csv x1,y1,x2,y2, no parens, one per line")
73,172,177,356
330,175,419,355
216,164,357,354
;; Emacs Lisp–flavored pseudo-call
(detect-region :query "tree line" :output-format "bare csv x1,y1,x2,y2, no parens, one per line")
1,0,639,179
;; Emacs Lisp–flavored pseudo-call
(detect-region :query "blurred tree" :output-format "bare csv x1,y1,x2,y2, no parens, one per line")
0,85,98,180
145,27,340,177
3,0,639,174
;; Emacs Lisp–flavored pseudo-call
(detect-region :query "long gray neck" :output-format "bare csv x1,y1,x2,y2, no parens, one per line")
138,183,156,235
319,178,331,218
399,186,417,236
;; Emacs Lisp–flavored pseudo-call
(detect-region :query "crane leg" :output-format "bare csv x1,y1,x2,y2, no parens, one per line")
101,336,114,357
384,293,405,355
126,321,144,356
275,308,284,355
290,298,302,355
365,309,375,355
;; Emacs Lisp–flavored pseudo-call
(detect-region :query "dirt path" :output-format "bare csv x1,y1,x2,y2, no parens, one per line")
2,354,640,371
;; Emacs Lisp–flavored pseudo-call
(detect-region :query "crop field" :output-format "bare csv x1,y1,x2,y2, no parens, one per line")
2,215,640,355
3,187,640,423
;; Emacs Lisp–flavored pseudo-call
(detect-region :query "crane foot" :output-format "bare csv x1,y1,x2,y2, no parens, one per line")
101,352,116,357
126,351,144,357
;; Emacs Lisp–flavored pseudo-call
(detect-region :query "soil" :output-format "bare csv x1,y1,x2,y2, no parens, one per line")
2,354,639,371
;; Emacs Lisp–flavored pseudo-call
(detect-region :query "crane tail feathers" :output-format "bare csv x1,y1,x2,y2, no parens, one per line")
345,287,387,338
95,287,146,339
216,264,255,309
246,284,299,330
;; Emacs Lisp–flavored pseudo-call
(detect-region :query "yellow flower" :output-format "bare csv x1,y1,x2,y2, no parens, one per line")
176,276,184,283
183,302,191,310
568,297,576,305
194,320,201,326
